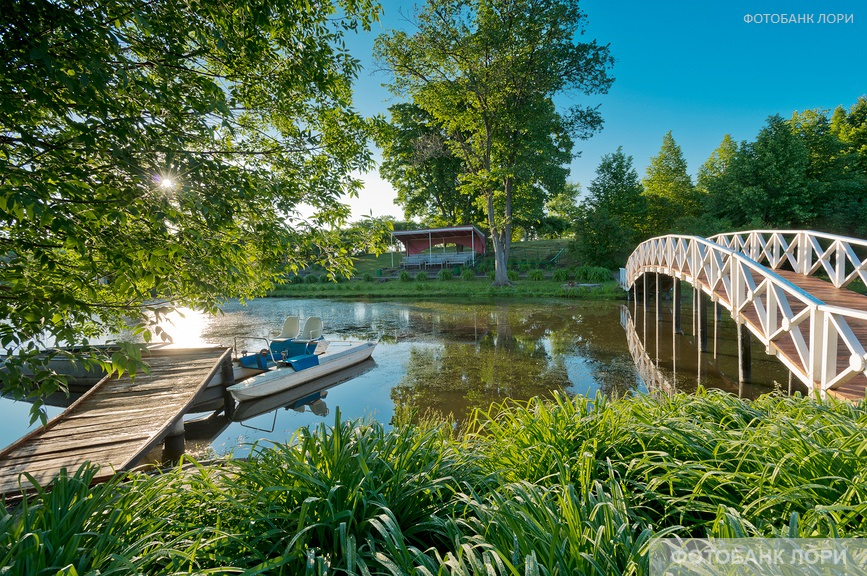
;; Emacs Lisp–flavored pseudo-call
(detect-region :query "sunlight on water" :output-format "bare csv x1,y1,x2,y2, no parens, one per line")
156,307,211,347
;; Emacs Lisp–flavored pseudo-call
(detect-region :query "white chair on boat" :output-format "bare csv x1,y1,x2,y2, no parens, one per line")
300,316,323,340
274,316,300,341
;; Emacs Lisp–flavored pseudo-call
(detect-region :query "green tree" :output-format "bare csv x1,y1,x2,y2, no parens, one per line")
375,0,613,285
698,134,738,194
827,98,867,234
831,96,867,174
536,182,581,239
572,147,645,267
698,135,739,233
376,103,480,227
790,108,866,235
0,0,379,421
642,131,698,235
724,115,817,228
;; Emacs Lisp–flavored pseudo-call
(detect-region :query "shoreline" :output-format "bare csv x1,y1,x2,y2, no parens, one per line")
268,278,628,300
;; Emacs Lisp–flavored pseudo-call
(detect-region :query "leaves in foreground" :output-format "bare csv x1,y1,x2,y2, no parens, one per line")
2,391,866,574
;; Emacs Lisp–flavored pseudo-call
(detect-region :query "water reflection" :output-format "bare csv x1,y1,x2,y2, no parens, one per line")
621,298,808,399
1,297,808,457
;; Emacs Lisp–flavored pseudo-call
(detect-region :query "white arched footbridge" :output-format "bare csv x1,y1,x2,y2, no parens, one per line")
622,230,867,401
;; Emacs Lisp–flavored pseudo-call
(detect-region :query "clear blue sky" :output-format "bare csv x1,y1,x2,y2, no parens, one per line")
342,0,866,219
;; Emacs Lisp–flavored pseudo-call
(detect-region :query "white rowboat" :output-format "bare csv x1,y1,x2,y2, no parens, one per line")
226,340,376,401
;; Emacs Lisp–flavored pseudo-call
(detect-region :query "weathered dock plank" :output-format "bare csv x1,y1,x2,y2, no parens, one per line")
0,347,232,495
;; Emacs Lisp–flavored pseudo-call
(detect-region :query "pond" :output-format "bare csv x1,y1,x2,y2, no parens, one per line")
0,297,797,458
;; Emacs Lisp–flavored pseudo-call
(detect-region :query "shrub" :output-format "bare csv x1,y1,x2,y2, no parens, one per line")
487,270,496,280
437,269,453,281
552,269,570,282
461,269,475,281
288,274,304,285
507,270,519,281
574,265,611,283
398,271,412,282
362,273,374,282
415,272,428,282
3,394,866,575
304,274,319,284
528,269,545,281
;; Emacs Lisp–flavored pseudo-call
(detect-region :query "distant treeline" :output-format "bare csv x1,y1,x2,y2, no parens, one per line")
573,96,867,268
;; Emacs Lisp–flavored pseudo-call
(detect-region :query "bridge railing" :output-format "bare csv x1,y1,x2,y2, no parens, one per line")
626,234,867,394
710,230,867,289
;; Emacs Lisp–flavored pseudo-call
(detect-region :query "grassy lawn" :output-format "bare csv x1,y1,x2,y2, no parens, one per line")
270,278,626,300
4,390,865,574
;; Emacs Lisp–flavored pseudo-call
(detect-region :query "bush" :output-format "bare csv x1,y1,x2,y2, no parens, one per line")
552,269,570,282
461,269,476,281
574,265,611,283
507,270,519,281
487,270,496,281
362,273,374,282
415,272,428,282
304,274,319,284
3,394,866,575
528,269,545,281
437,269,453,281
398,271,412,282
288,274,304,285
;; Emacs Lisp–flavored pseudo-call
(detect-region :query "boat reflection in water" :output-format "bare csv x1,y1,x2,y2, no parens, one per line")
620,303,807,399
184,358,376,451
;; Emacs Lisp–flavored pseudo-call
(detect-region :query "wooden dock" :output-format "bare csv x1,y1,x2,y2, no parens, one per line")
0,347,233,495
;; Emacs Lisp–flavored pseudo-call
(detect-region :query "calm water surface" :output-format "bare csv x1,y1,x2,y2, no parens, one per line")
0,297,795,457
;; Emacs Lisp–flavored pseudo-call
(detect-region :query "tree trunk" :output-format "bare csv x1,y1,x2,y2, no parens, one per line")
488,189,512,286
492,233,510,285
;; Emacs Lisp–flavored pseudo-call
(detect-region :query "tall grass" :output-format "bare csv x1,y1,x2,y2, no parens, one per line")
3,392,866,574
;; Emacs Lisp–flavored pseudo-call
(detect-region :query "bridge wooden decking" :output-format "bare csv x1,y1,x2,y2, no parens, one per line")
685,269,867,402
0,347,233,495
774,271,867,402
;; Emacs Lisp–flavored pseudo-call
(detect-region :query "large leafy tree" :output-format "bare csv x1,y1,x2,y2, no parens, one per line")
697,134,738,233
832,96,867,174
698,134,738,194
376,102,480,227
641,131,698,235
723,115,818,228
572,147,645,268
1,0,379,420
535,182,581,239
791,108,866,235
375,0,613,285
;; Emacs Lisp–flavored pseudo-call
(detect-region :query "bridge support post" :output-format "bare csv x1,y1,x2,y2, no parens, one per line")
713,300,720,360
698,289,708,352
164,419,186,462
643,273,648,340
673,280,682,334
737,321,752,384
221,357,236,420
656,274,663,320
